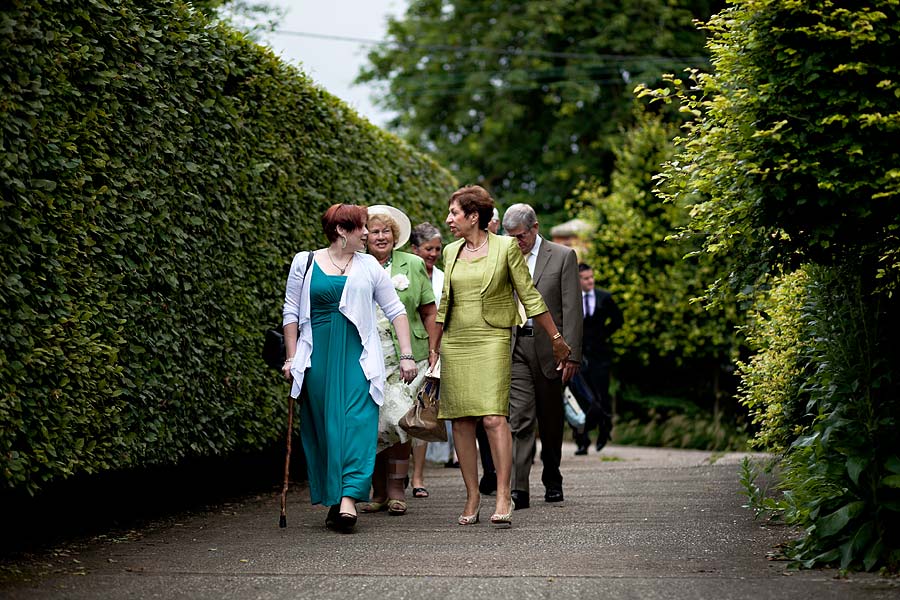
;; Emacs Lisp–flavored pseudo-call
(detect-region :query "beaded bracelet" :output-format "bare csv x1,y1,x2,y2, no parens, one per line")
399,353,415,361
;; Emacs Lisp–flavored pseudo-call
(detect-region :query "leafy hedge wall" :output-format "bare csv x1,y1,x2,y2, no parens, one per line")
0,0,456,494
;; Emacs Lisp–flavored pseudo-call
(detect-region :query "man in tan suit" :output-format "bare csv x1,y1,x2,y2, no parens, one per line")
504,204,583,509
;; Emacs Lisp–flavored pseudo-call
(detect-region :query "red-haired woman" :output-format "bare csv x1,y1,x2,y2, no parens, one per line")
282,203,418,533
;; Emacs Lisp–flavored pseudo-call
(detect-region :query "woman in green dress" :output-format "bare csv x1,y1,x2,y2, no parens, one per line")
431,185,572,528
360,205,439,516
281,204,418,533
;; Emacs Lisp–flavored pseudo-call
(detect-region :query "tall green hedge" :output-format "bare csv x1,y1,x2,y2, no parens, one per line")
0,0,456,494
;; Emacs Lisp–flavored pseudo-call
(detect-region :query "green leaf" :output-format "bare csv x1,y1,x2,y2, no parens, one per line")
885,455,900,475
881,474,900,489
817,501,866,537
846,456,867,486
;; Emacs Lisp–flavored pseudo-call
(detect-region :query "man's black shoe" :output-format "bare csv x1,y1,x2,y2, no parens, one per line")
510,490,529,510
479,471,497,496
575,445,588,456
544,488,564,503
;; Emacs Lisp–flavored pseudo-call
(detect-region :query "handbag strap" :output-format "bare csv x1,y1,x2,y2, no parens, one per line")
294,250,315,290
304,250,314,277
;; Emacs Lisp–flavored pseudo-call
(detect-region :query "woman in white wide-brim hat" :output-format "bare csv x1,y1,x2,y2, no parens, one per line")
359,205,440,516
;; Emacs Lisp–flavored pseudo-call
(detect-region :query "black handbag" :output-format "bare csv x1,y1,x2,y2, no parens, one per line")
262,251,314,371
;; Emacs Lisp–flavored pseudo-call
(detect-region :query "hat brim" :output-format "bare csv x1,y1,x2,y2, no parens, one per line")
367,205,411,249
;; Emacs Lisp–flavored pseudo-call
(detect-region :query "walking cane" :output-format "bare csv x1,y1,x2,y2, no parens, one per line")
279,394,294,528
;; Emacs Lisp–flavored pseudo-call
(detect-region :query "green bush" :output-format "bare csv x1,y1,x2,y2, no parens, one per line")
0,0,456,494
777,266,899,571
737,269,811,453
644,0,900,571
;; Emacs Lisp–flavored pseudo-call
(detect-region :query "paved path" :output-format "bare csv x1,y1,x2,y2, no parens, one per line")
3,444,897,599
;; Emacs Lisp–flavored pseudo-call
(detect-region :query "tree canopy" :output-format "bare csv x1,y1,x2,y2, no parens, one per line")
359,0,722,219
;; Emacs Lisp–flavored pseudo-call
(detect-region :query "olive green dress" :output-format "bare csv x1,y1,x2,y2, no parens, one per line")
439,256,512,419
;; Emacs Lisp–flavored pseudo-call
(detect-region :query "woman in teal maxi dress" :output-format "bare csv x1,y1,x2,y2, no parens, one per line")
300,261,378,507
281,203,418,533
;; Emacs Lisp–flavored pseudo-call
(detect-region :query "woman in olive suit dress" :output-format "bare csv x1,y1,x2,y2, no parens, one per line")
430,185,572,528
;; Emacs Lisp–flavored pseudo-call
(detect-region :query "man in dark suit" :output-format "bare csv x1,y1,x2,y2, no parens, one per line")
575,263,624,454
504,204,583,509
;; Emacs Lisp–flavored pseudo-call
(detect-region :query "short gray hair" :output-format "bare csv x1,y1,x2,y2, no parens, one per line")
410,222,441,247
502,203,537,231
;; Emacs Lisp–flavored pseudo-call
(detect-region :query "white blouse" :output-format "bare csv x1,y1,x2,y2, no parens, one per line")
282,251,407,404
431,267,444,309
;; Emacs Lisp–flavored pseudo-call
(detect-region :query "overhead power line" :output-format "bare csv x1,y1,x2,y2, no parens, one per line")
270,29,709,64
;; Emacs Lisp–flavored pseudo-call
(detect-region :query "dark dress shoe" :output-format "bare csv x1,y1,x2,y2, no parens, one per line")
510,490,529,510
479,471,497,495
545,488,564,503
575,445,588,456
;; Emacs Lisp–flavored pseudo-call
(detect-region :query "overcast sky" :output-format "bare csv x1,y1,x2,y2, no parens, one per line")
261,1,408,127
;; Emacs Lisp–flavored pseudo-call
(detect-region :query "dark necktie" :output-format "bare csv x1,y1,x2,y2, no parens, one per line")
583,293,590,318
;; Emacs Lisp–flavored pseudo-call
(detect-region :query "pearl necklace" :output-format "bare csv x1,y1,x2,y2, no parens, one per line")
328,249,353,274
464,235,488,252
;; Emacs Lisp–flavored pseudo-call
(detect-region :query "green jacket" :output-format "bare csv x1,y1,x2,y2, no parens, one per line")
387,250,435,361
436,232,547,329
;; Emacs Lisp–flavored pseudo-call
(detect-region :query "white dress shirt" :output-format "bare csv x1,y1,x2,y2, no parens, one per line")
524,236,542,326
583,290,594,318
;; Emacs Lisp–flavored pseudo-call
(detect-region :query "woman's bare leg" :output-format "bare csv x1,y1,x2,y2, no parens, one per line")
483,415,512,515
451,417,481,517
411,443,427,492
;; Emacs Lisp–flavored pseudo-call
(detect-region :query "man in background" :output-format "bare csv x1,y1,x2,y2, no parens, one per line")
575,263,624,454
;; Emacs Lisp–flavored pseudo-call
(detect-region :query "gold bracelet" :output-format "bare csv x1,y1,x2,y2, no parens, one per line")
429,349,440,355
551,332,562,340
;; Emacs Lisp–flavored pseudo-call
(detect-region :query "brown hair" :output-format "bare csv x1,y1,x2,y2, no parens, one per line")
321,204,368,243
449,185,494,230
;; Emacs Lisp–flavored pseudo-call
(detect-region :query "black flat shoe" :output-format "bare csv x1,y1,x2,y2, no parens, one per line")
326,505,357,533
335,512,357,533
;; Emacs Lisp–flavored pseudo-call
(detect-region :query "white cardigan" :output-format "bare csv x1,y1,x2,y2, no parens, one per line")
282,251,407,403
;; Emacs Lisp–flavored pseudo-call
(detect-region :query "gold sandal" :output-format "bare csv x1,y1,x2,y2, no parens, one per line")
386,498,407,516
358,500,387,513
